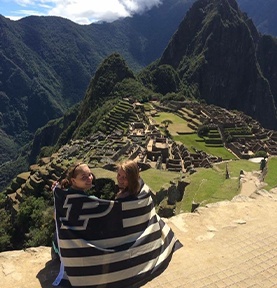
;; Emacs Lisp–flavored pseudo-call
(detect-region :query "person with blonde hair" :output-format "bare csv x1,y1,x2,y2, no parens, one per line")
51,162,95,261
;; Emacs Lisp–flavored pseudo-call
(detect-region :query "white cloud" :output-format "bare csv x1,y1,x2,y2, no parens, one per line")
8,0,163,24
15,0,34,5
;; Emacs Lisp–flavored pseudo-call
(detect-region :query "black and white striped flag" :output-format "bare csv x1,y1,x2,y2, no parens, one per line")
53,182,182,288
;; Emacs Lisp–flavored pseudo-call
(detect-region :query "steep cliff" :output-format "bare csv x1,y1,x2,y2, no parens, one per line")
159,0,277,130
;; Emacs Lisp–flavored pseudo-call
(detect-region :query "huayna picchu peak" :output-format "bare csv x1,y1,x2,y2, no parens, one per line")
156,0,277,130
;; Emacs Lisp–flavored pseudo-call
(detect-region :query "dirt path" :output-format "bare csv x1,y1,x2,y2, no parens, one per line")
239,168,268,197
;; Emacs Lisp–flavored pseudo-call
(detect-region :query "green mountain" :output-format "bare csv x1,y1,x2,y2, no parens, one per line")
1,0,277,180
1,0,277,159
0,0,193,134
0,0,194,179
0,0,194,189
143,0,277,130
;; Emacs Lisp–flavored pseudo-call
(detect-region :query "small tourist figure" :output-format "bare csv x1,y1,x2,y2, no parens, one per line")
260,157,267,172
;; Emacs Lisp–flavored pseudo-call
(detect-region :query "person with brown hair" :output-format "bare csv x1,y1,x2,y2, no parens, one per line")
51,162,95,261
57,162,95,192
115,159,141,201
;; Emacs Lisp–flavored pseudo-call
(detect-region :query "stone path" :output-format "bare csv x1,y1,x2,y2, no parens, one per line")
143,189,277,287
1,171,277,288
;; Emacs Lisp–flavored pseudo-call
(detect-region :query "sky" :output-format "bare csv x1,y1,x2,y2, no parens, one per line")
0,0,163,25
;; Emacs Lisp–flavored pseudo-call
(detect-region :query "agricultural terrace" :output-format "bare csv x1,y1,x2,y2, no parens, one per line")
93,157,277,214
177,159,261,213
263,156,277,190
152,111,236,160
174,133,236,160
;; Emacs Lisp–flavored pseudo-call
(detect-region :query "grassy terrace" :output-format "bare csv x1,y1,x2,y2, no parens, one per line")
177,160,259,212
152,112,194,135
150,111,236,159
177,157,277,212
263,156,277,190
173,133,236,159
101,100,137,133
92,167,181,193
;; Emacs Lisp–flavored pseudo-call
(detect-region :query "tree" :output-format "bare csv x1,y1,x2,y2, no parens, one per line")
0,209,13,251
13,196,54,248
197,125,209,138
161,119,173,129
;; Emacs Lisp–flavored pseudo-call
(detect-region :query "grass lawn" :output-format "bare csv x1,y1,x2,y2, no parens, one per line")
93,168,117,181
153,111,236,160
173,133,236,160
140,168,181,192
92,158,277,217
263,156,277,190
177,159,260,213
152,112,194,134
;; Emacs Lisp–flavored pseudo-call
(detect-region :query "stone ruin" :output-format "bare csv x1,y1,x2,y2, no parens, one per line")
4,99,277,216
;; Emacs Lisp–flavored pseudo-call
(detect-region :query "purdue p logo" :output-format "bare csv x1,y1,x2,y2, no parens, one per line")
60,194,114,231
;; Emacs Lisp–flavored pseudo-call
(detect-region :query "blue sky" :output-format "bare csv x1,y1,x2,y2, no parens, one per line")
0,0,163,25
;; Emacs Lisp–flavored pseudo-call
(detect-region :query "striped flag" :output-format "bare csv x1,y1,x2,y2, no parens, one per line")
53,182,182,288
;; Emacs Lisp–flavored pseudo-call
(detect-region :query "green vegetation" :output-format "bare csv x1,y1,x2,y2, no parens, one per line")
0,193,13,251
113,78,156,102
11,196,54,249
153,112,235,160
92,167,181,193
151,65,180,94
93,168,117,181
98,100,137,134
140,169,181,192
173,133,236,159
178,159,260,212
1,0,277,256
153,112,194,134
2,156,276,252
153,112,186,124
91,158,276,217
263,157,277,191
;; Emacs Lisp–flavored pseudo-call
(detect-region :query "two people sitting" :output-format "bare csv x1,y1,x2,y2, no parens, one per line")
52,159,143,260
52,159,182,288
54,159,142,201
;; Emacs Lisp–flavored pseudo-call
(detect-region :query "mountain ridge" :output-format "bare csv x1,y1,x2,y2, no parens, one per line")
0,0,193,174
1,0,277,148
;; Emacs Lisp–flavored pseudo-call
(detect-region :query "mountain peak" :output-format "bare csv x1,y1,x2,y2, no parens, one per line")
78,53,135,124
158,0,277,130
160,0,250,68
